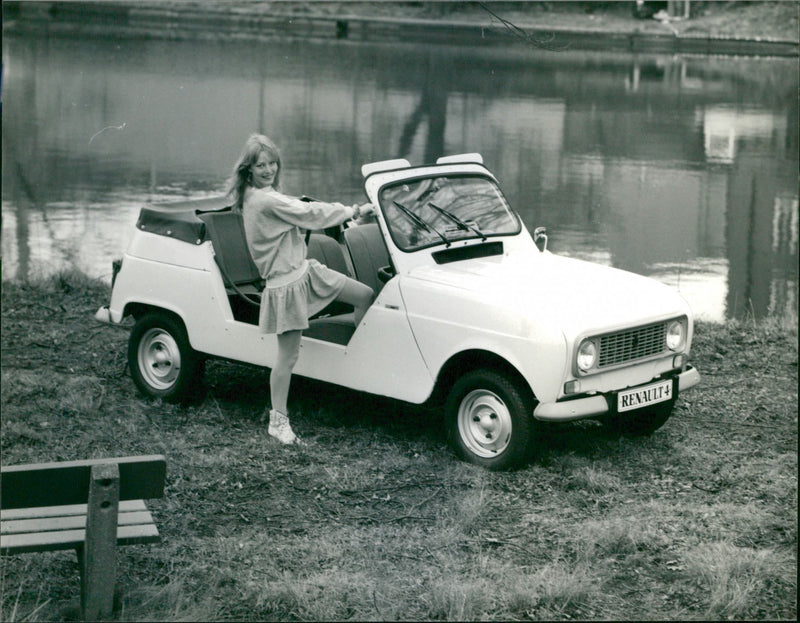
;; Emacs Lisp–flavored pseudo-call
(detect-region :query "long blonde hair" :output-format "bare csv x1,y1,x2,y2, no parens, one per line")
226,133,282,210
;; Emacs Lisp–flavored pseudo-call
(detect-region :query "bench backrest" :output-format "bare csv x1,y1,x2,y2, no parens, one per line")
1,455,166,510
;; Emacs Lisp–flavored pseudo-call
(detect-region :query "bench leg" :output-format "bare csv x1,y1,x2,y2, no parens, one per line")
79,463,120,621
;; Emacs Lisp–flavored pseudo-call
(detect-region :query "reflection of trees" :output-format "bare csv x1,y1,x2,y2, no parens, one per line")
3,37,90,280
8,163,32,281
726,141,799,319
2,38,40,281
397,54,451,163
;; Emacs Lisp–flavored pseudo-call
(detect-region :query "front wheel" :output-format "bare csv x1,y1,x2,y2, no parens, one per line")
445,369,536,470
128,311,204,402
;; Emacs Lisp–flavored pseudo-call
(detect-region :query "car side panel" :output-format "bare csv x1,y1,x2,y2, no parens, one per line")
110,250,270,358
112,241,433,402
295,284,434,403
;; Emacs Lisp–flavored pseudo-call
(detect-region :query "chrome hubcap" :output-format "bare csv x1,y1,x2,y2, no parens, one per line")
138,328,181,390
457,389,512,458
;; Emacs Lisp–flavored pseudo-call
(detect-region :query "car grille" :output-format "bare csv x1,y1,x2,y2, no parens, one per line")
598,322,667,368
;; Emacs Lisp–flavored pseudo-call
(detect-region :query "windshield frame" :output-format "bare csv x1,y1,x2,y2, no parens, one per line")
376,172,522,253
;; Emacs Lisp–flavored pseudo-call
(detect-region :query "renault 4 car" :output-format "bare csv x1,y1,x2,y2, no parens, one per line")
95,153,700,469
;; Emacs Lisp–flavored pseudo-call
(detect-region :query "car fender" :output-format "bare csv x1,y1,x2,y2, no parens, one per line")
399,277,569,404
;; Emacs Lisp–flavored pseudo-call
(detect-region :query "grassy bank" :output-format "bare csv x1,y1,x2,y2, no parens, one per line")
1,271,796,621
279,0,800,42
5,1,798,54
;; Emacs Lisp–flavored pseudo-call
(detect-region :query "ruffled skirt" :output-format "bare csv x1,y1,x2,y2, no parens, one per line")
258,259,347,334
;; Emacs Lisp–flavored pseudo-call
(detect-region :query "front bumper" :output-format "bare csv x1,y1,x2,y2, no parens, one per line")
533,365,700,422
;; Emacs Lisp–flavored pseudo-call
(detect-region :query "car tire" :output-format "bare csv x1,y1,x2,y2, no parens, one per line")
608,402,674,437
445,369,535,470
128,311,204,402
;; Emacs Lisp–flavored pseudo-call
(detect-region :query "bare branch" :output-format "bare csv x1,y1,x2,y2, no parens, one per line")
478,2,571,51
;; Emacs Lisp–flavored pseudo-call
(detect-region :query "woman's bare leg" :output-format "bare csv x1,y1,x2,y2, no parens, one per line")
271,329,303,414
336,277,375,326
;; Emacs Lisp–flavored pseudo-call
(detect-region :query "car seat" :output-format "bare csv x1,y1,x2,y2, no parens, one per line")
198,209,357,333
343,223,392,295
197,210,263,298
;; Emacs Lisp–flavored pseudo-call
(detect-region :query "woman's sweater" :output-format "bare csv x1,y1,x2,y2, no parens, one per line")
242,187,355,282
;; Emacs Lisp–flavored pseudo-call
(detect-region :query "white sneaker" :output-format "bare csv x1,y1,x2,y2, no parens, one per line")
268,409,298,445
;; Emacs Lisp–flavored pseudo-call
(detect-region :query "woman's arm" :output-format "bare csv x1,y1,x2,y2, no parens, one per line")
255,190,356,230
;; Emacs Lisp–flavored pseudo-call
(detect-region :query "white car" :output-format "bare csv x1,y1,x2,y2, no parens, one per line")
96,153,700,469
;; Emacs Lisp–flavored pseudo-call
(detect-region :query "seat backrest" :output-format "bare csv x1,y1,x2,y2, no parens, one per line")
344,223,391,294
307,233,349,277
0,455,167,510
197,211,261,286
307,233,353,318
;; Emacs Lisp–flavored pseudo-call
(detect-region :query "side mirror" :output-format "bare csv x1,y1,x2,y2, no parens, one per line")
534,226,548,252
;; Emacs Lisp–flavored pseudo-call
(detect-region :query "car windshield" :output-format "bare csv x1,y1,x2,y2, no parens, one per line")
378,174,520,252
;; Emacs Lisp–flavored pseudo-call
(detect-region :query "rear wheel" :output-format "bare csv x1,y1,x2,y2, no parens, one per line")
445,369,536,470
128,311,203,402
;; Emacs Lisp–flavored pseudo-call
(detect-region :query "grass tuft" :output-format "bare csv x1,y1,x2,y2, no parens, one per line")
504,561,594,619
424,576,494,621
685,541,797,620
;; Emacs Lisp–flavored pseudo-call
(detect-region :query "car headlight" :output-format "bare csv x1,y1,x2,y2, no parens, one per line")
666,320,686,351
577,339,597,372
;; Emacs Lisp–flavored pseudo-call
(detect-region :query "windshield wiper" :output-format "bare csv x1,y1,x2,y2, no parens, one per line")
428,202,487,241
393,200,450,247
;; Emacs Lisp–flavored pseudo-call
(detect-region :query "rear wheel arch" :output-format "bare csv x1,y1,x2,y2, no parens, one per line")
122,303,205,353
124,302,181,324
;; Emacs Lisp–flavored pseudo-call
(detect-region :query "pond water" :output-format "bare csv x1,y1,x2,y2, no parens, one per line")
2,31,797,322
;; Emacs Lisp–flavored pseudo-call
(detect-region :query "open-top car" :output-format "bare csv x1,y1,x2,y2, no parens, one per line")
95,153,700,469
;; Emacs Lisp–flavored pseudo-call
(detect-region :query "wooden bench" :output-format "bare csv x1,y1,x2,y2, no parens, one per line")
1,455,166,620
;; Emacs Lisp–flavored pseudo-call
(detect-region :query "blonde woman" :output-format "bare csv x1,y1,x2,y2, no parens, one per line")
227,134,374,444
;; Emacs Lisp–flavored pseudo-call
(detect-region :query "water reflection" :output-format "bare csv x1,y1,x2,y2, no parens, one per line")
2,33,797,321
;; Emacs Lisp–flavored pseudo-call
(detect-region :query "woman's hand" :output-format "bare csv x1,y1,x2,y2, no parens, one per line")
353,202,375,222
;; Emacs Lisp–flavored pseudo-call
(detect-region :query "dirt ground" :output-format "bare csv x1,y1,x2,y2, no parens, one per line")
1,273,796,620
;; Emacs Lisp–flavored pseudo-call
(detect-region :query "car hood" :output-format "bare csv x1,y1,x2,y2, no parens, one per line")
406,250,690,338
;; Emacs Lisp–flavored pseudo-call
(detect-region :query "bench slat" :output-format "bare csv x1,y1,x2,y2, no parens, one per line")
1,500,148,521
2,510,154,536
1,523,160,554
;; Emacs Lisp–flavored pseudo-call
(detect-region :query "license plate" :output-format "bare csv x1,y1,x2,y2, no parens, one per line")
617,379,673,412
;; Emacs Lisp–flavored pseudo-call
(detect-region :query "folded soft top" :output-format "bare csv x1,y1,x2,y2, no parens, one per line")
135,196,231,244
